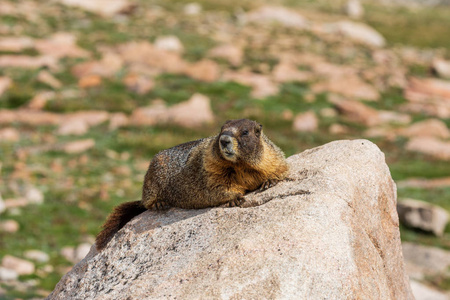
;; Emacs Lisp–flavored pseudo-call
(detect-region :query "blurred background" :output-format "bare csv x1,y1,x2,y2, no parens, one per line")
0,0,449,298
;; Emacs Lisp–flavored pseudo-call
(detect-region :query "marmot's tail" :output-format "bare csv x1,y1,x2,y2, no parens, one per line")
95,200,146,251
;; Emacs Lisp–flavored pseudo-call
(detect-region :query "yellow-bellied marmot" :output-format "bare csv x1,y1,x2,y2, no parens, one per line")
96,119,288,250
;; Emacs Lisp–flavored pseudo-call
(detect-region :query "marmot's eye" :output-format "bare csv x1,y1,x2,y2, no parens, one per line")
242,130,249,136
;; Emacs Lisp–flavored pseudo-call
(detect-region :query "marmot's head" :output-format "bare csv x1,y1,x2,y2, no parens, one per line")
217,119,263,164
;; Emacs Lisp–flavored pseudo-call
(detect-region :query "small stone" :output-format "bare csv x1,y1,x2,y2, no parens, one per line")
37,70,62,89
24,250,49,263
399,119,450,139
272,62,311,83
27,91,55,110
109,112,129,130
58,0,134,17
432,58,450,79
0,55,58,70
292,111,318,132
0,220,19,232
0,76,12,97
397,177,450,189
60,247,76,264
75,243,92,263
0,267,18,281
183,3,202,15
245,6,308,29
344,0,364,19
329,95,380,126
326,21,385,47
63,139,95,154
406,137,450,160
208,44,243,66
329,124,349,135
130,100,168,127
57,119,89,136
0,194,5,214
167,93,214,128
377,111,411,125
154,36,184,53
184,59,220,82
78,74,102,88
123,74,154,94
25,186,44,205
397,198,449,236
410,280,448,300
0,127,20,142
1,255,35,275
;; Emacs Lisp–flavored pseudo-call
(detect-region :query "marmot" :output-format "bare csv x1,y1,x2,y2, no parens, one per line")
96,119,289,250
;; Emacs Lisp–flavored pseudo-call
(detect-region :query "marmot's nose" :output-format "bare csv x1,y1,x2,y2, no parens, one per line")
220,135,232,148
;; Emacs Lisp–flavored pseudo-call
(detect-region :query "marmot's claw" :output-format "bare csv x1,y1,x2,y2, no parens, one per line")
153,201,170,210
228,195,245,207
259,179,279,191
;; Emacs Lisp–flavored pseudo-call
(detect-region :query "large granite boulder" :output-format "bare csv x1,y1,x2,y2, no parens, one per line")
48,139,414,299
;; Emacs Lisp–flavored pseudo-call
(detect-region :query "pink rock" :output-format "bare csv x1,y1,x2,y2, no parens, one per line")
0,220,19,233
402,77,450,118
71,52,123,78
1,255,35,275
63,139,96,154
185,59,220,82
377,110,411,125
406,137,450,160
37,70,62,89
222,71,278,98
325,21,385,47
78,74,102,88
123,74,154,94
27,91,56,110
0,36,34,52
130,100,169,126
312,75,379,101
329,124,350,135
58,0,134,17
0,109,61,125
109,112,129,130
118,41,186,74
0,76,12,96
168,93,214,128
57,119,89,136
329,95,380,126
0,55,58,69
0,127,19,142
397,177,450,189
34,32,90,59
208,44,243,66
154,36,184,53
432,58,450,79
245,6,308,29
292,111,318,132
66,111,109,127
272,62,311,83
399,119,450,139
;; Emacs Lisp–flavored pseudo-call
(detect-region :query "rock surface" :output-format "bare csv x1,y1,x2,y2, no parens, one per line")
397,198,449,236
48,140,413,299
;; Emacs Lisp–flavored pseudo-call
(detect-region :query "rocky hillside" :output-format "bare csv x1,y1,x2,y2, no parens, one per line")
0,0,449,299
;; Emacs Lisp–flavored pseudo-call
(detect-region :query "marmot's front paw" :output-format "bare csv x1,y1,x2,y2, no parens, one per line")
228,195,245,207
150,201,170,210
259,179,279,191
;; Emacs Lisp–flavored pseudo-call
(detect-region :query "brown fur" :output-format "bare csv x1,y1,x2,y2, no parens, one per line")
96,119,288,250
